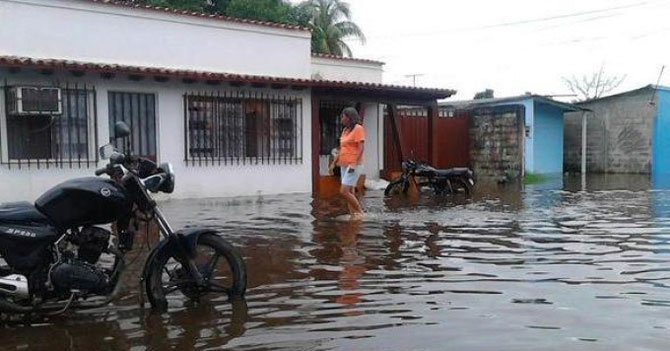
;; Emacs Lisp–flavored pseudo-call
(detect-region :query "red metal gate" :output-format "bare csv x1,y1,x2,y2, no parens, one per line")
383,110,470,178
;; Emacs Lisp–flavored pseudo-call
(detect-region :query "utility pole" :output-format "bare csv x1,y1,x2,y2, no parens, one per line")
404,73,424,87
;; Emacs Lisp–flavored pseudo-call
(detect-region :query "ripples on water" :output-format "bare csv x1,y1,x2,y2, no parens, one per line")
3,175,670,350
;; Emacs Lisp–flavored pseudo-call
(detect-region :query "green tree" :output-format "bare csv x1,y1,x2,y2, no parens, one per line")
130,0,301,24
225,0,293,23
301,0,365,57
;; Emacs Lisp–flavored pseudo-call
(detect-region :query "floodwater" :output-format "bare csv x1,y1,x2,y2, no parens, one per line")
4,174,670,350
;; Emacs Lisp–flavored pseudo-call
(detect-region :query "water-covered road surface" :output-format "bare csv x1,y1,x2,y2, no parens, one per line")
4,175,670,350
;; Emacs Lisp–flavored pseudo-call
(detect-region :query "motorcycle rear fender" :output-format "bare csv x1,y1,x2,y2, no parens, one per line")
141,228,218,280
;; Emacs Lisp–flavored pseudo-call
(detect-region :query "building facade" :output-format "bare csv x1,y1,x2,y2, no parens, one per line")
0,0,453,202
441,95,581,177
564,85,670,179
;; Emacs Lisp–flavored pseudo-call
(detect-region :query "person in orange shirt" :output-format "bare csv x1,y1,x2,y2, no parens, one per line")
337,107,365,219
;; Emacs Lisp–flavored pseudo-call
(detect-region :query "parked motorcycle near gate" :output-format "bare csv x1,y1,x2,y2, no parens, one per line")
0,122,246,315
384,159,475,196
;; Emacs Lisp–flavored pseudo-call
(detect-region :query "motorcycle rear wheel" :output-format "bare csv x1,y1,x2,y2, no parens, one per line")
145,233,247,310
452,177,474,195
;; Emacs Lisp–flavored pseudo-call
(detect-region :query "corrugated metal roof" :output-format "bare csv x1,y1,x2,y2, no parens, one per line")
440,94,585,112
575,85,670,104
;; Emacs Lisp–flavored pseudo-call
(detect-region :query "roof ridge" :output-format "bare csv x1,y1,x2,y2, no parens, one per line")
79,0,311,32
311,53,385,65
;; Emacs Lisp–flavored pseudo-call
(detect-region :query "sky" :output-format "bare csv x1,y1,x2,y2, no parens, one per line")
325,0,670,101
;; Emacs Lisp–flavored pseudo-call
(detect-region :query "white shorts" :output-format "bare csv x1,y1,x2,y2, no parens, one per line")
341,166,363,186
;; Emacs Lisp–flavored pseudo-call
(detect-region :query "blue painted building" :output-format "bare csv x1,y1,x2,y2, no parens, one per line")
652,87,670,180
441,95,582,176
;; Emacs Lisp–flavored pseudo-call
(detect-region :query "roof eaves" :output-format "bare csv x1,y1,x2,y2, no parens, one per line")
0,55,454,99
532,95,585,112
440,95,585,112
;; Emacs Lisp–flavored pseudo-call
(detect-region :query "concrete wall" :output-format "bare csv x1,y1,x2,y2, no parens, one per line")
487,99,534,173
532,102,564,174
310,57,383,84
0,69,313,203
469,107,524,179
0,0,312,78
564,88,656,174
361,103,381,179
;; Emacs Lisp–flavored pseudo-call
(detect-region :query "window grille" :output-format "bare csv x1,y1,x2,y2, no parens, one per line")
108,92,157,160
1,83,98,169
184,91,302,166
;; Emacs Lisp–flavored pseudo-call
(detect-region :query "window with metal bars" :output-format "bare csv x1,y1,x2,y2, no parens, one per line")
108,92,157,161
184,92,302,166
1,84,98,168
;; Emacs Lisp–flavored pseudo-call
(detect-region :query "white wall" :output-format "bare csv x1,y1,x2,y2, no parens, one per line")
361,103,381,179
311,57,383,84
0,70,312,202
0,0,312,79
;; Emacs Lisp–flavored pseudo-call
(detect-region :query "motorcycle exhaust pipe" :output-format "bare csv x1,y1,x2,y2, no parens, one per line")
0,274,29,299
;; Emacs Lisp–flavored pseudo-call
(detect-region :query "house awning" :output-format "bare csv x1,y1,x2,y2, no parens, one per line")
0,55,455,101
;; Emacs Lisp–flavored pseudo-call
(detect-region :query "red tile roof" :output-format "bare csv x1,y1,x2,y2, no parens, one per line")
79,0,311,32
311,53,385,65
0,55,455,99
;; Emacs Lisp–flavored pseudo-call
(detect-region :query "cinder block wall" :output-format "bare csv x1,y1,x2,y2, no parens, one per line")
564,89,657,174
469,106,524,179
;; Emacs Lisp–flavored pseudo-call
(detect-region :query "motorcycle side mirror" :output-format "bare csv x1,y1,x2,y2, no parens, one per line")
99,143,116,159
114,121,131,139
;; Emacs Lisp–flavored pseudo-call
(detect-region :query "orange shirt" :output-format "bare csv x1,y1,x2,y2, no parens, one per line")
338,124,365,166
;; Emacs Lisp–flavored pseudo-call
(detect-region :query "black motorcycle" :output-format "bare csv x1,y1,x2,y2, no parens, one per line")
385,159,475,196
0,122,246,314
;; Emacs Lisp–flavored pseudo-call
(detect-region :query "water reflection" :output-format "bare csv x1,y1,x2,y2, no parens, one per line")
3,175,670,350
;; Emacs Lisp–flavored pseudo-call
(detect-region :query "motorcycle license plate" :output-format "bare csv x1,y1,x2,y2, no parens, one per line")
468,178,474,186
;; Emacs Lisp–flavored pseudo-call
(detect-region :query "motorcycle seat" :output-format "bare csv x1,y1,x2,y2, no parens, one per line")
0,202,52,225
433,168,471,177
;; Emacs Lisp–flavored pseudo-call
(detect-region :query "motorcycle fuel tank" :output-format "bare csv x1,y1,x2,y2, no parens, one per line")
35,177,132,229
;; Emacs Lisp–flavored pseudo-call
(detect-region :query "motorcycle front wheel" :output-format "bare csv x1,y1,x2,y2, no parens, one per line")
145,233,247,310
384,177,409,196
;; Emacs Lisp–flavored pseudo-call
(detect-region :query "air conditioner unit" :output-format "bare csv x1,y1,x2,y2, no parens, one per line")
7,87,62,115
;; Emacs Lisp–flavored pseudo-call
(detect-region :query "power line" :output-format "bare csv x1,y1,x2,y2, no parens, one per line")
365,0,667,40
479,0,656,29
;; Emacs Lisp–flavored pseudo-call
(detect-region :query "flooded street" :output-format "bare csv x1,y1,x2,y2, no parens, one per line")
4,175,670,350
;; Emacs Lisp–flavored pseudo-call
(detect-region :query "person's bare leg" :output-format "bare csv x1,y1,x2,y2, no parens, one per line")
349,187,364,214
341,185,362,217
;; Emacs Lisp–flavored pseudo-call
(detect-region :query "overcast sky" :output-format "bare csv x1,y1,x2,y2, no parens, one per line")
330,0,670,101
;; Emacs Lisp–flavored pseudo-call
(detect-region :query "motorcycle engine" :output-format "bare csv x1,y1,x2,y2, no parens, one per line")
49,226,113,294
71,226,111,264
50,260,111,294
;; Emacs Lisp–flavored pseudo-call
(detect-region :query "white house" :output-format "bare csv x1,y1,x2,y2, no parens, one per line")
0,0,453,202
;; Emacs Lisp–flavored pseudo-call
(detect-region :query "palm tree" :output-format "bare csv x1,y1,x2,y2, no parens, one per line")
301,0,366,57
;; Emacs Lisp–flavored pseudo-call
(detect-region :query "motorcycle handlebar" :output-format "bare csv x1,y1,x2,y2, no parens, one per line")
94,166,108,176
95,152,127,177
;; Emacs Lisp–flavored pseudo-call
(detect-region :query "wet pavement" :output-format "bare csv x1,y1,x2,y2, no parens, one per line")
4,174,670,350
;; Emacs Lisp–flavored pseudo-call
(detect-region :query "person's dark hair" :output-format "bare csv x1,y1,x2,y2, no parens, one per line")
341,107,362,130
